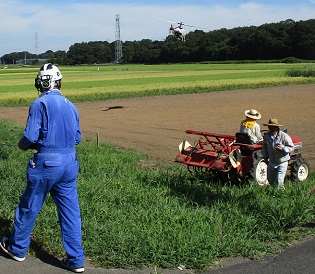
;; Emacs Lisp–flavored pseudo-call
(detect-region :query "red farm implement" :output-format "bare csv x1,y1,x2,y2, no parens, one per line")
175,129,310,185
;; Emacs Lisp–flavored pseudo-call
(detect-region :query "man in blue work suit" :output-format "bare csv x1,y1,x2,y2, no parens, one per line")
0,63,85,273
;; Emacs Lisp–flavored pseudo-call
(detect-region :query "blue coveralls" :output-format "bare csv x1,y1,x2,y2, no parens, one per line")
10,90,85,268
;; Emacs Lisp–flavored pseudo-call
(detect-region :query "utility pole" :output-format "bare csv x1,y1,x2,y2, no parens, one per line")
115,14,123,64
35,32,39,56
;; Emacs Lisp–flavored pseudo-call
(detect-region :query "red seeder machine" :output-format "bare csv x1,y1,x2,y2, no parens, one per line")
175,129,310,185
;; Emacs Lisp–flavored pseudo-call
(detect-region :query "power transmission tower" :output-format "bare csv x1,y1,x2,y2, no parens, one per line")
115,14,123,63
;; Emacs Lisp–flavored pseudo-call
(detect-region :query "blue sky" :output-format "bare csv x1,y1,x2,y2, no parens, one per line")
1,0,315,57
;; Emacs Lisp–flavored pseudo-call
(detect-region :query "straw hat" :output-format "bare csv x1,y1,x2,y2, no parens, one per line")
263,118,284,127
245,109,261,120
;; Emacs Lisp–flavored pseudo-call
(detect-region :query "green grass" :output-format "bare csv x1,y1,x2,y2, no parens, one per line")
286,66,315,77
1,63,315,106
0,63,315,270
0,120,314,270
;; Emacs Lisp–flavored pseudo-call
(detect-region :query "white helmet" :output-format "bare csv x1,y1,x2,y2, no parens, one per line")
35,63,63,92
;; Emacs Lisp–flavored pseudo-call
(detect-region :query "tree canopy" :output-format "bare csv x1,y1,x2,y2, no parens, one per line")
2,19,315,65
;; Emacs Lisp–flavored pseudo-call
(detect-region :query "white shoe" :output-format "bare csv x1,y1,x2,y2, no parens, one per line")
62,257,84,273
0,236,25,262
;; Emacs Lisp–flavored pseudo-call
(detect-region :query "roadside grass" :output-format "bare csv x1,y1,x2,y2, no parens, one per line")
0,120,314,270
0,63,315,106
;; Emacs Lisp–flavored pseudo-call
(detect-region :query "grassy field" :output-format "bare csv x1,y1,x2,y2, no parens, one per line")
0,63,315,271
1,63,315,106
0,120,314,270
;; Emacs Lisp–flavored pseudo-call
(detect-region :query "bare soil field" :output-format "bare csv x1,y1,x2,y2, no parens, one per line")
0,84,314,169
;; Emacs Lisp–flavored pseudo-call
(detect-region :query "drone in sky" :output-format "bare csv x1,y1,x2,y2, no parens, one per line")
157,18,206,42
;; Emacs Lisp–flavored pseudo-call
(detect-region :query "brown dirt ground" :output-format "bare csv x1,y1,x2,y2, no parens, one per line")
0,84,314,170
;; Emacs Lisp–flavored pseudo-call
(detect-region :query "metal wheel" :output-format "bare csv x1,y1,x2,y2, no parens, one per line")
249,158,269,186
291,158,310,182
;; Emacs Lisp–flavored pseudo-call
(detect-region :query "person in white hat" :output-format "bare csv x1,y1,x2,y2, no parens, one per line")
262,118,294,190
239,109,263,144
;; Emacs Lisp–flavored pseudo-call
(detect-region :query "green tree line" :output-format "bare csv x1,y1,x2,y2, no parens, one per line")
2,19,315,65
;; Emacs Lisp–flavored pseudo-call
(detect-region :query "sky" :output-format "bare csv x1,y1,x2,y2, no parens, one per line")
1,0,315,57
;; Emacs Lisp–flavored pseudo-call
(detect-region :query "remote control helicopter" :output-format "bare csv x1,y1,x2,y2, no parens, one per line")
157,18,206,42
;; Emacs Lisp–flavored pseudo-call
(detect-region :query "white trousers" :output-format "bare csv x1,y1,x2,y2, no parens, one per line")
267,161,288,189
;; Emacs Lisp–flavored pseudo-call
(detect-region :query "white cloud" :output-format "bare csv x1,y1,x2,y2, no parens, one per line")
1,1,315,56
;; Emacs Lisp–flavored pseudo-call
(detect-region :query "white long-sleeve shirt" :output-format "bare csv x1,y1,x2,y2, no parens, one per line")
262,130,294,165
239,120,263,144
